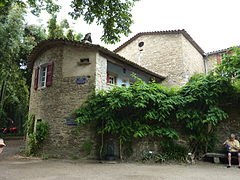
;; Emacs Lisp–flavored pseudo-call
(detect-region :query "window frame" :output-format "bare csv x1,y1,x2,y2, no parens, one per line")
107,72,117,85
38,64,48,88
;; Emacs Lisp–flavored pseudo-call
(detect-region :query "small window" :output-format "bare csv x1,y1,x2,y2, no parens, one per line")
138,42,144,47
107,72,117,85
39,66,47,87
78,58,91,65
109,75,117,84
80,58,89,63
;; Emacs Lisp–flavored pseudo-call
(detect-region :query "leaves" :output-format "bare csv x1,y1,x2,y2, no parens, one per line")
76,80,182,145
0,4,29,125
215,47,240,80
47,15,83,40
75,74,236,155
69,0,139,43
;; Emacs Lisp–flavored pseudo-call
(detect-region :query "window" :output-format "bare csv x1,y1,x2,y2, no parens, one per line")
34,62,54,90
109,75,117,84
80,58,90,63
107,72,117,84
138,42,144,47
39,66,47,87
78,58,91,65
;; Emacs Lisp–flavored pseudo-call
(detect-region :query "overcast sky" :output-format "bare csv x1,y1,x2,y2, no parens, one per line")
27,0,240,53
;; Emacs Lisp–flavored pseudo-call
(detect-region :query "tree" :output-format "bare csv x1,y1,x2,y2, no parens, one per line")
215,47,240,80
0,0,140,44
47,15,83,41
176,74,233,155
0,4,29,131
19,24,48,86
69,0,140,43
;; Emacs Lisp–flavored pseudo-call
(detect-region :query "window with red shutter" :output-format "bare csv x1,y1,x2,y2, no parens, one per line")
106,72,117,84
34,67,39,89
46,62,54,87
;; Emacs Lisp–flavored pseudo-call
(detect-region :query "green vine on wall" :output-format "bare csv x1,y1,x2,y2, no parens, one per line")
24,114,50,156
75,74,236,160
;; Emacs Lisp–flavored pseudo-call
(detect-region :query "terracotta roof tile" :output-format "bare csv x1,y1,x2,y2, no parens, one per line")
206,45,240,55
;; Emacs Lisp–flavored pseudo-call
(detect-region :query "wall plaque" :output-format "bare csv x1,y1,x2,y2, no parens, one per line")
66,119,77,126
75,77,88,84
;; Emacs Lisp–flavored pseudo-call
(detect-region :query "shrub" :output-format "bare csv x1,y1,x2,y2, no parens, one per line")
25,119,49,156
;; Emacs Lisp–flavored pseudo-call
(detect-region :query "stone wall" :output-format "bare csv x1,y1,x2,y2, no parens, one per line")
181,35,205,84
116,34,205,86
62,46,97,78
116,34,184,86
95,53,108,91
206,54,218,73
214,103,240,152
29,45,98,158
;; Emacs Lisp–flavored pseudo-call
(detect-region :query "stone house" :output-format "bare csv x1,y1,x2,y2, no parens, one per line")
28,29,239,158
114,29,206,86
28,39,164,157
205,45,240,73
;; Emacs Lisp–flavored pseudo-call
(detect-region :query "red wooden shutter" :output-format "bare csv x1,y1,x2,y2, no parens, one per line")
46,62,54,87
106,72,110,83
34,67,39,89
216,54,221,64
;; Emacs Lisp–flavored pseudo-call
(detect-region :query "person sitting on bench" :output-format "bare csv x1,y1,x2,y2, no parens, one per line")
223,134,240,168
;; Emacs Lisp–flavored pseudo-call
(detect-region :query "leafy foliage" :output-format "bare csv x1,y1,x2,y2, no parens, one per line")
0,4,29,128
25,118,50,156
82,140,93,155
76,74,235,159
47,15,83,40
76,80,180,145
1,0,139,44
176,74,233,154
215,47,240,80
142,143,188,162
69,0,139,43
76,80,181,159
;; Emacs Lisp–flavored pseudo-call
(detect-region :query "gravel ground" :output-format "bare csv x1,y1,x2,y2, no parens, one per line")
0,139,239,180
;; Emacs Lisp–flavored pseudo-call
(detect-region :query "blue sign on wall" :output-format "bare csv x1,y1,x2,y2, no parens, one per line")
66,119,77,126
75,77,88,84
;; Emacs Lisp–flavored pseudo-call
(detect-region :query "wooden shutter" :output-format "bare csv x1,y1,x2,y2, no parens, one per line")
34,67,39,90
106,72,110,83
46,62,54,87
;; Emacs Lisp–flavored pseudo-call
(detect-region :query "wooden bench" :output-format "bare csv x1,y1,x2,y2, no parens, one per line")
205,153,238,163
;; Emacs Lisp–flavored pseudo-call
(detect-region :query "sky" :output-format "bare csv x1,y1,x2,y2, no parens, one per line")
26,0,240,53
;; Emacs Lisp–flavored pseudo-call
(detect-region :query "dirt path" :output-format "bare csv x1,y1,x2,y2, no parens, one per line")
0,158,240,180
0,139,239,180
0,137,25,159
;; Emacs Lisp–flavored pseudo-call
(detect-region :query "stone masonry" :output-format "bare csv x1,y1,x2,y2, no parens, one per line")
115,31,205,86
28,40,163,158
29,45,97,158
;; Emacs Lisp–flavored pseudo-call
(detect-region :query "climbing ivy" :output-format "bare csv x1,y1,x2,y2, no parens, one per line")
76,80,181,158
75,74,236,159
176,74,234,155
25,115,50,156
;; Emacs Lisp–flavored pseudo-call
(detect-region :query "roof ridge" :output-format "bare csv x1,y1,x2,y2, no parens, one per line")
113,29,204,55
206,45,240,55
